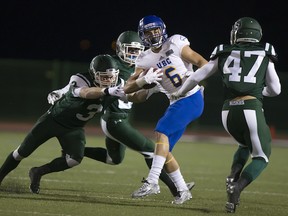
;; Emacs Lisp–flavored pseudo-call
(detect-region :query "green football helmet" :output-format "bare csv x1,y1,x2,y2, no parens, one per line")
230,17,262,45
89,54,119,87
116,31,145,65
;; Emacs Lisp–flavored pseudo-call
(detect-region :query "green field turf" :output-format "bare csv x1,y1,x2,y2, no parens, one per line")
0,131,287,216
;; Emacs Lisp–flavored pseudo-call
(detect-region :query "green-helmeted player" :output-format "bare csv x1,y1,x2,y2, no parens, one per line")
49,31,194,198
171,17,281,212
84,31,147,166
0,54,126,193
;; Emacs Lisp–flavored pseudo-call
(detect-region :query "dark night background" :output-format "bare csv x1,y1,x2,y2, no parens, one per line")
0,0,287,133
0,0,287,71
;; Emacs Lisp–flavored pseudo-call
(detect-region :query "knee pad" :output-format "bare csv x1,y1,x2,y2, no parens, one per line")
65,154,81,167
12,148,24,161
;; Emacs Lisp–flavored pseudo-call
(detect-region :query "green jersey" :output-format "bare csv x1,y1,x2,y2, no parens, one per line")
210,42,277,101
50,72,117,128
102,55,134,117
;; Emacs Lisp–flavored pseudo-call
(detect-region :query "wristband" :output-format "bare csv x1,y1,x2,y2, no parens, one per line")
102,88,110,95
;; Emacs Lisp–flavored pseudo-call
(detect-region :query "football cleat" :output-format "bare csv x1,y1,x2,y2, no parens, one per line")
172,190,192,204
29,167,42,194
131,178,160,198
226,182,241,213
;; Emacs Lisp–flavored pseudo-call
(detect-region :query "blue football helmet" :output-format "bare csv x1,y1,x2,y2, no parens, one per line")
138,15,168,48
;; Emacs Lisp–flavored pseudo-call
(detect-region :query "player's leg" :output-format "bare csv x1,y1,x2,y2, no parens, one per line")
223,100,271,212
85,136,126,164
29,128,85,194
132,93,203,202
84,115,127,164
235,105,271,190
0,113,54,185
100,115,183,196
226,146,250,185
159,93,203,202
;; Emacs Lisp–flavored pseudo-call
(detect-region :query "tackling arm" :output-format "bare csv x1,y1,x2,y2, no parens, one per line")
175,59,218,97
262,61,281,97
73,85,126,99
47,76,76,105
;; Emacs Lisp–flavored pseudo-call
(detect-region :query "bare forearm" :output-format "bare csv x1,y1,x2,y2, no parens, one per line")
75,87,104,99
127,90,149,103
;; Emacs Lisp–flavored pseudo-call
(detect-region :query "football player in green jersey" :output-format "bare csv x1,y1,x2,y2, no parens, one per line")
49,31,194,198
171,17,281,212
0,54,126,194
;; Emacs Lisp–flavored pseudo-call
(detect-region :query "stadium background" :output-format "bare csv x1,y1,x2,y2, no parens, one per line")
0,0,287,137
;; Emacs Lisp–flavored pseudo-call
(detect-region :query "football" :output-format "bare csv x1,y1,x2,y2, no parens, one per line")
139,68,158,89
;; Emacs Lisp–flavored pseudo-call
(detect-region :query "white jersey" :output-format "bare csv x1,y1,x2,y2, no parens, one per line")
135,34,200,101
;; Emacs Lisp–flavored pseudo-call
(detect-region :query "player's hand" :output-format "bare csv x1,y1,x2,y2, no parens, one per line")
144,67,163,84
104,85,126,98
47,91,62,105
200,85,205,98
170,91,183,101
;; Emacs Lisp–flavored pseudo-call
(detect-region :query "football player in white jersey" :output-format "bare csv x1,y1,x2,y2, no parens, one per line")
124,15,208,204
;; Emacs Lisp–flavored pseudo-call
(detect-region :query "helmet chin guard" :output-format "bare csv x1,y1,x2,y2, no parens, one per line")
116,31,144,65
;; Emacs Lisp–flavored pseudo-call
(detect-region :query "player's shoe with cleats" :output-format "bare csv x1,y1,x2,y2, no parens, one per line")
172,190,192,204
226,182,241,213
131,178,160,198
226,177,240,205
29,167,42,194
226,177,234,189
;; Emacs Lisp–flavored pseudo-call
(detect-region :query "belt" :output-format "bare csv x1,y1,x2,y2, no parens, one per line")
229,95,256,106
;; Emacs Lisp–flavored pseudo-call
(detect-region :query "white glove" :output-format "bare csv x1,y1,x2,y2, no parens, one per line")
47,91,63,105
170,91,182,101
103,85,126,98
144,68,163,84
136,67,163,87
170,85,205,101
200,85,205,98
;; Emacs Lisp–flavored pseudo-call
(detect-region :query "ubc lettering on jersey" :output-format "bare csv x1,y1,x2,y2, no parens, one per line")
136,34,193,94
211,43,274,100
157,57,172,68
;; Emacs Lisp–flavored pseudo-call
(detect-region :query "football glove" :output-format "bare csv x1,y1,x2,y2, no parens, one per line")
47,91,63,105
136,67,163,87
103,85,126,98
170,85,205,101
